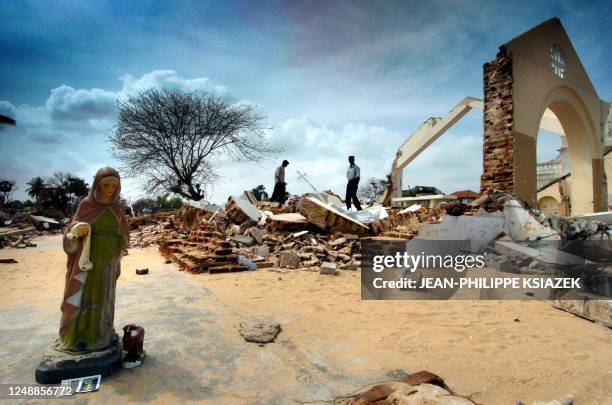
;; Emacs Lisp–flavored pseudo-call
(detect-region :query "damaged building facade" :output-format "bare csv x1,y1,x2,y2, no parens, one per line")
388,18,610,217
482,18,610,216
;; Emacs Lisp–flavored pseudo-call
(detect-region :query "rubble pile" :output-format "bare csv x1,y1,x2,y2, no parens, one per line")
125,188,611,275
159,220,260,273
128,204,223,248
0,229,41,249
258,231,361,270
129,210,180,248
0,207,64,250
370,206,443,239
128,194,449,273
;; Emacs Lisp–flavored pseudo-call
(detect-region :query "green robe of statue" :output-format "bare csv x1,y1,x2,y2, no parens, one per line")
60,208,125,351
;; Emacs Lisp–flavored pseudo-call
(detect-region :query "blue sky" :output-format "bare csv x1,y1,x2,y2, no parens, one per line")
1,0,610,204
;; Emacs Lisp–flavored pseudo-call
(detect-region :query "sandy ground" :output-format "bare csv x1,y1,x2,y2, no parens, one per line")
0,235,610,404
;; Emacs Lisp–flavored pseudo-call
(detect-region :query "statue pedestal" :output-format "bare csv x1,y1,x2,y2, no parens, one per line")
35,339,122,384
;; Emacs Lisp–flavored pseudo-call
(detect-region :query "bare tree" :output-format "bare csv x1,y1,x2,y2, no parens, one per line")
109,88,274,201
358,177,388,202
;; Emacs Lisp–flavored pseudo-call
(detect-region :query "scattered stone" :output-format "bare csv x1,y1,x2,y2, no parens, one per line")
239,319,281,344
279,251,299,269
299,196,369,236
266,213,308,232
282,241,296,250
136,268,149,275
301,259,319,268
338,245,352,255
247,227,265,244
298,252,314,260
233,235,255,247
0,258,18,264
320,261,336,275
227,224,241,236
226,195,261,224
329,237,347,246
252,245,270,259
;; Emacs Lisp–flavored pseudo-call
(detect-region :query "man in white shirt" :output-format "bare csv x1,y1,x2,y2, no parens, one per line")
270,160,289,205
346,155,362,211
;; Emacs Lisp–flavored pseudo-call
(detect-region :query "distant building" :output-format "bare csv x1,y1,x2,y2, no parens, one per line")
393,194,456,208
393,186,456,208
536,137,612,215
449,190,479,204
401,186,443,198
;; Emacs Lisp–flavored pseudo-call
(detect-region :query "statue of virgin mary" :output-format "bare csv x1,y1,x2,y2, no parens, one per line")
58,167,130,352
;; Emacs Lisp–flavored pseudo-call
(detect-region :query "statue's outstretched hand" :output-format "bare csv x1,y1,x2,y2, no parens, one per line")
74,223,89,237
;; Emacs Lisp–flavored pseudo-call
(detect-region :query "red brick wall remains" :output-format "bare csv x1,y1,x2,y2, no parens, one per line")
480,47,514,193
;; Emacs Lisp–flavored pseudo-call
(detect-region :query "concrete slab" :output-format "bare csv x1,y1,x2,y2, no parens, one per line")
416,215,506,253
503,199,560,241
298,196,369,236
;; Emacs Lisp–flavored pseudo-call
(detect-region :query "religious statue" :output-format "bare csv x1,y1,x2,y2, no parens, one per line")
36,167,131,383
59,166,130,351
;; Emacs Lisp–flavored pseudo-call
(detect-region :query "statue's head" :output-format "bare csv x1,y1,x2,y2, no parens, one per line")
92,167,121,204
100,177,119,201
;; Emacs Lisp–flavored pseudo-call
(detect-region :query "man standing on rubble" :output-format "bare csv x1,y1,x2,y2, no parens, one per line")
270,160,289,206
346,155,362,211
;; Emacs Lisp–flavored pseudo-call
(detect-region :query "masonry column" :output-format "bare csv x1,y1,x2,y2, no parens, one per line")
480,47,516,197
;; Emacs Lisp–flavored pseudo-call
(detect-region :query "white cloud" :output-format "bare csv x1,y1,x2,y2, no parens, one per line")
118,70,234,101
46,85,117,120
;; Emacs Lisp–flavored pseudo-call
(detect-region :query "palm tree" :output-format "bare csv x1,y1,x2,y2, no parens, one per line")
26,177,46,207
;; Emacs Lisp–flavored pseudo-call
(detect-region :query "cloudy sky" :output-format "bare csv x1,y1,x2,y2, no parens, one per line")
1,0,610,204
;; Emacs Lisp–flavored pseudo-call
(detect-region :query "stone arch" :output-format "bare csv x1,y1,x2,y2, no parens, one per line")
534,86,603,214
480,18,607,215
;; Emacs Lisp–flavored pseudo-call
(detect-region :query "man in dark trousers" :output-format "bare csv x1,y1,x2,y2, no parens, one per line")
270,160,289,205
345,155,362,211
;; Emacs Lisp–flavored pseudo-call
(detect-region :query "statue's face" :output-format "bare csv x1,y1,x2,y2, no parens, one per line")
100,177,119,201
